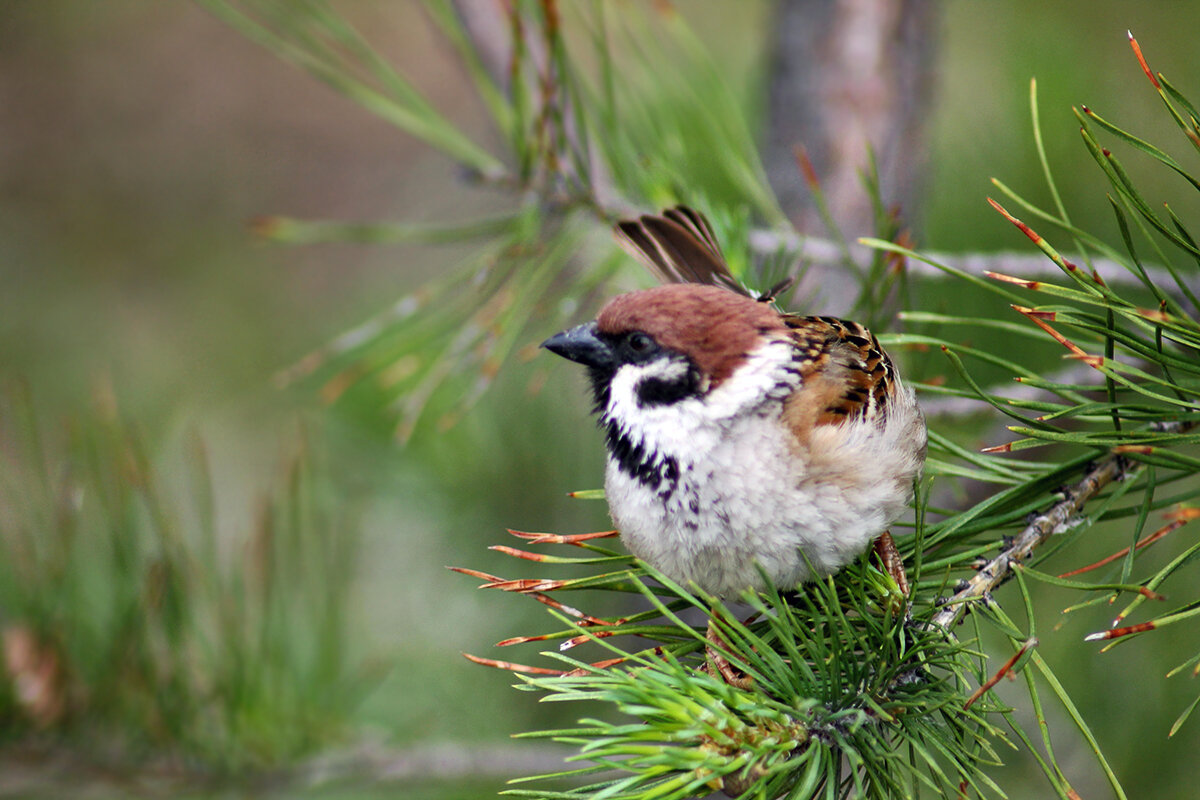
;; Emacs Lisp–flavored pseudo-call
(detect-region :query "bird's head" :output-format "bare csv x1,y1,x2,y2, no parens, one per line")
541,284,789,413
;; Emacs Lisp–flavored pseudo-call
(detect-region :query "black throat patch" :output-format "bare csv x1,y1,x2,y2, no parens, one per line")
602,417,680,494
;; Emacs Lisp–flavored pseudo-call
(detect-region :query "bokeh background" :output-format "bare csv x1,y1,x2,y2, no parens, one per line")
2,2,1200,798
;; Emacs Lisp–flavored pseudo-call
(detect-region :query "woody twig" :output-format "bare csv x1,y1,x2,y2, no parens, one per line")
931,420,1195,631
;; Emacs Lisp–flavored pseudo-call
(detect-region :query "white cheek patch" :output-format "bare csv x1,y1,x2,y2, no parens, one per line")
606,364,645,414
603,339,799,464
605,358,709,458
614,356,689,389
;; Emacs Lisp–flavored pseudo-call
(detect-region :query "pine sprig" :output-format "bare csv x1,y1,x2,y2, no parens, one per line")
202,5,1200,794
454,33,1200,799
202,0,888,440
458,547,1007,800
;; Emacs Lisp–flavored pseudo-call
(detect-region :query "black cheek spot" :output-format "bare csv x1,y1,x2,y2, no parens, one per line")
635,364,702,407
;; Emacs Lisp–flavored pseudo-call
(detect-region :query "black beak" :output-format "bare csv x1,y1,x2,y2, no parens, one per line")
541,321,614,369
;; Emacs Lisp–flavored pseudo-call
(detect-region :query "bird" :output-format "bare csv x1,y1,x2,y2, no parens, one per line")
541,206,926,600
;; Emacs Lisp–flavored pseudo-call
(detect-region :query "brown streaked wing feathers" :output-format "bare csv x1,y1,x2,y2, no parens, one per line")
612,208,894,427
782,315,896,428
662,206,723,259
614,206,748,296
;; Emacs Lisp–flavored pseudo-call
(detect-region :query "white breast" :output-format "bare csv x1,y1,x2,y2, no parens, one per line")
601,339,924,598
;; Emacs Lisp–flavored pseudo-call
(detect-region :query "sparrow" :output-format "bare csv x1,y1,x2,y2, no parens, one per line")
542,206,926,599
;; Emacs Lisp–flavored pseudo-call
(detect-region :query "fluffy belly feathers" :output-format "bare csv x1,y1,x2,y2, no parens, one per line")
606,394,923,598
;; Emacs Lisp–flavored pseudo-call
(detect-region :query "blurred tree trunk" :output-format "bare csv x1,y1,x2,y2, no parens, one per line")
450,0,941,311
764,0,940,310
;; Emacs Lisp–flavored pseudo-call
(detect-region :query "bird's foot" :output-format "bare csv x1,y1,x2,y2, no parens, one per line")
873,530,911,615
704,618,754,690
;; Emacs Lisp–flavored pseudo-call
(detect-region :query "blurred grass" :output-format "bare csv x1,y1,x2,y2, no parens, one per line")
0,385,373,769
0,1,1199,797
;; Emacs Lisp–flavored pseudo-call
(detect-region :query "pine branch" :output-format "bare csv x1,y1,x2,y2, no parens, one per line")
748,231,1200,298
438,3,1197,303
455,158,1197,298
931,419,1197,631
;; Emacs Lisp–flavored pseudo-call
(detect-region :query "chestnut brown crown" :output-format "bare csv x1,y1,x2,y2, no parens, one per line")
595,284,789,389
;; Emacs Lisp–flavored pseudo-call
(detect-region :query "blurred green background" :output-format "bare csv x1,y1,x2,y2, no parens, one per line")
2,2,1200,798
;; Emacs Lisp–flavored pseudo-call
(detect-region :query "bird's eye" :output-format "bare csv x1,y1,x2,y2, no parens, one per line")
627,332,653,353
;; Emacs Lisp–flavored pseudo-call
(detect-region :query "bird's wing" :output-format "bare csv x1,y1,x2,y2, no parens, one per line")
613,206,750,296
781,315,897,429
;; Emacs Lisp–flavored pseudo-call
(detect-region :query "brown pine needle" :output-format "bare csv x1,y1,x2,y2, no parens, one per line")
1128,31,1161,90
1085,621,1156,642
1013,306,1090,358
462,652,565,674
988,198,1043,245
985,271,1041,290
507,529,619,545
560,629,622,651
489,545,554,562
447,566,504,583
496,633,559,647
528,593,615,625
1066,353,1105,368
964,638,1038,710
1058,516,1190,578
463,652,635,676
567,656,631,675
479,577,571,593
